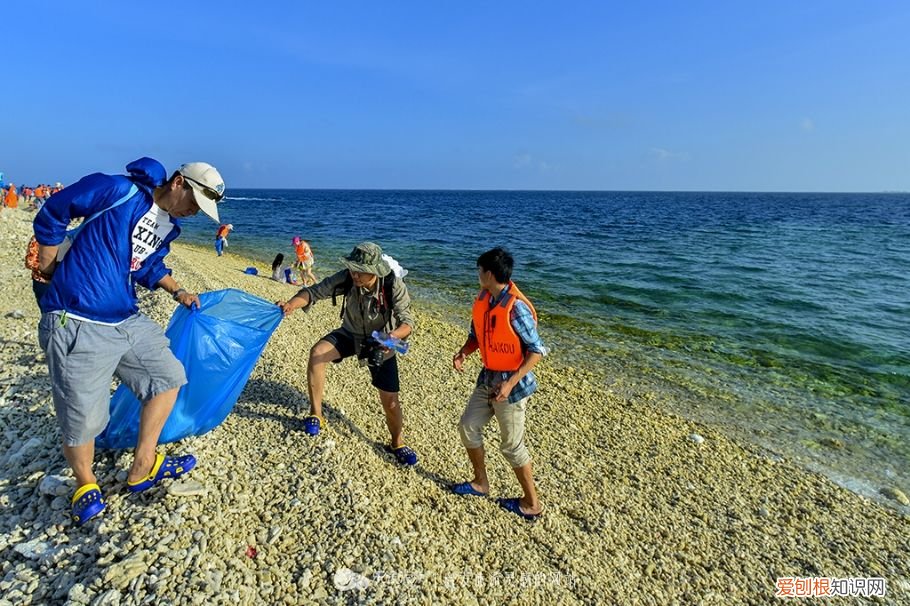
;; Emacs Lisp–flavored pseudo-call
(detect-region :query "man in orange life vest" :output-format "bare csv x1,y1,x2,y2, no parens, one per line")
451,247,546,520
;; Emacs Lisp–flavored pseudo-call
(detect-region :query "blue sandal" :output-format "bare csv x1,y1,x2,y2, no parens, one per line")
303,415,324,436
452,482,488,497
388,445,418,467
71,483,106,526
127,453,196,493
498,497,541,521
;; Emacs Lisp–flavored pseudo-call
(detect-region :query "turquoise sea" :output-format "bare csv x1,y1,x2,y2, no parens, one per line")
179,190,910,502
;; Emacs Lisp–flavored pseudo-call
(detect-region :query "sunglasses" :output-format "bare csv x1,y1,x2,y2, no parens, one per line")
182,175,224,202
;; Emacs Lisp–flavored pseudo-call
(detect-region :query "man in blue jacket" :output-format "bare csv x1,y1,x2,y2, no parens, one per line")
33,157,226,526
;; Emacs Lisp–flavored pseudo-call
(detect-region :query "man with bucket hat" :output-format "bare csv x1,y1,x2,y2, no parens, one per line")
32,158,226,526
278,242,418,466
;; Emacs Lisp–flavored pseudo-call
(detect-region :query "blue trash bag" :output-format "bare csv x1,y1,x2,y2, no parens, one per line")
96,288,283,449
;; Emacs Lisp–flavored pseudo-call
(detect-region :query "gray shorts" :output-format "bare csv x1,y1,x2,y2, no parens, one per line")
458,385,531,468
38,312,187,446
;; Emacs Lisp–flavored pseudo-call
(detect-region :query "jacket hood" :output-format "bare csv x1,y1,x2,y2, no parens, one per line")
125,157,167,190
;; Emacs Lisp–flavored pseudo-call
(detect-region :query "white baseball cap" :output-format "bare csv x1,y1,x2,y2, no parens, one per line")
177,162,225,222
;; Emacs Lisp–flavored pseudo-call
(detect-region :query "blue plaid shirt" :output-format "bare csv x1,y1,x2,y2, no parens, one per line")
469,287,546,403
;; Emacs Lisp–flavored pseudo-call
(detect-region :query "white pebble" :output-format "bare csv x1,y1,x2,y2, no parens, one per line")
333,567,370,591
689,433,705,445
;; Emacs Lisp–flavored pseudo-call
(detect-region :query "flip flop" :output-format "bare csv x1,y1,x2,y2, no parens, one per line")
71,483,106,526
497,497,541,521
387,445,418,467
451,482,488,497
303,415,324,436
127,453,197,493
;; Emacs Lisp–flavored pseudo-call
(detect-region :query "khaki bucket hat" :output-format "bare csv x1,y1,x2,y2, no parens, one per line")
340,242,391,277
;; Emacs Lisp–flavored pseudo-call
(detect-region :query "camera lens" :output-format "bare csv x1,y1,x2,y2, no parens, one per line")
369,347,385,368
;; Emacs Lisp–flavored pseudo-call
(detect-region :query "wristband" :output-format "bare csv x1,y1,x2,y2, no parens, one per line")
172,288,187,301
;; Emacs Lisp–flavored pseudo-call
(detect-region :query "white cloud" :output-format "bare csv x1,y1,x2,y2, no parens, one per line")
650,147,689,161
513,153,532,168
513,153,553,173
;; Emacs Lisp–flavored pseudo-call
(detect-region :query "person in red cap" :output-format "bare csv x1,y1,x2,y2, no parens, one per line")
215,223,233,256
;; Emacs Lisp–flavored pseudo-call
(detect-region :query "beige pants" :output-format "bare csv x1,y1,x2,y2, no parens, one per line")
458,385,531,468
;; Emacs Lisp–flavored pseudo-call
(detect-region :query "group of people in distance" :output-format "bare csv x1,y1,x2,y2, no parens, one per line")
217,221,318,288
3,182,63,210
29,157,546,529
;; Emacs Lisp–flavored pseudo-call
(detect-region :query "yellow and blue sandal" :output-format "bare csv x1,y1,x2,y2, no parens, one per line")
127,453,197,493
303,415,324,436
71,483,106,526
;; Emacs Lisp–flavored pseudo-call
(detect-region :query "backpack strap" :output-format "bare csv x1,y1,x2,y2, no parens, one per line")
331,274,354,319
56,184,139,262
68,184,139,240
380,273,395,311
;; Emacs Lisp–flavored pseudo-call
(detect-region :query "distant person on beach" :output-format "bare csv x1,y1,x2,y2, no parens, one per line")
292,236,317,286
215,223,233,256
5,184,18,208
451,247,546,520
271,253,288,282
32,158,226,527
277,242,418,466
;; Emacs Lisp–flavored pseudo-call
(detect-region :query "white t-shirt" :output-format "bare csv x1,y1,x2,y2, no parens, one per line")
130,203,175,272
64,203,176,326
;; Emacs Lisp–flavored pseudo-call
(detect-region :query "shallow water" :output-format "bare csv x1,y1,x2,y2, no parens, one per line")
179,190,910,500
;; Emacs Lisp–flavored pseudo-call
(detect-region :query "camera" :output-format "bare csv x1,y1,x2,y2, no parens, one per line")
358,338,386,368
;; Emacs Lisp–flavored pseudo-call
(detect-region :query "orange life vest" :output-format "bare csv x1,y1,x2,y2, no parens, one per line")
472,281,537,372
216,225,229,239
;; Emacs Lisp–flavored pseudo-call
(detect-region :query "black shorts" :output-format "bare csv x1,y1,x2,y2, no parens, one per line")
322,329,400,393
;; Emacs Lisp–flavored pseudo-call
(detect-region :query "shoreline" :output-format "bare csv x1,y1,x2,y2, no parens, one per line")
1,207,909,604
179,223,910,512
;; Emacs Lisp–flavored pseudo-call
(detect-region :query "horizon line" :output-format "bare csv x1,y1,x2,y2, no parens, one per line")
224,187,910,195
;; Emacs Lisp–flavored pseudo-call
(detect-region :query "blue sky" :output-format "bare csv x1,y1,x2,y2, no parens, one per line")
3,1,909,191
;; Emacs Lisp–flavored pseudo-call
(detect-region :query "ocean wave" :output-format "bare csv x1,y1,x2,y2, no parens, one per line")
223,196,285,202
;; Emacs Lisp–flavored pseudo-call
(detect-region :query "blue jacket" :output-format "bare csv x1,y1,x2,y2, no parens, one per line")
33,158,182,323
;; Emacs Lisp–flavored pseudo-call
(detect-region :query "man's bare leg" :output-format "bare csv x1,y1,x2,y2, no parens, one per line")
307,340,341,418
127,386,179,482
